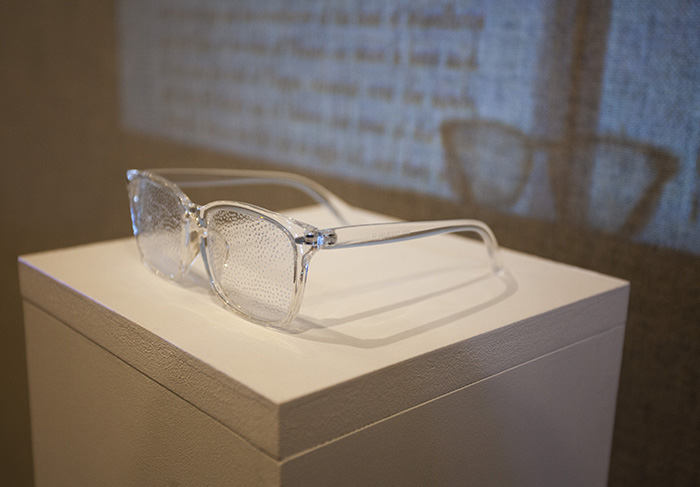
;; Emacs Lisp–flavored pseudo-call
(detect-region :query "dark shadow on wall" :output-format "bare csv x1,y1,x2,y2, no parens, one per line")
442,0,679,244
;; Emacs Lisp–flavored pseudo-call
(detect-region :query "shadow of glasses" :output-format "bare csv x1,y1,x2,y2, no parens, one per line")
578,135,678,235
441,118,678,236
287,268,518,348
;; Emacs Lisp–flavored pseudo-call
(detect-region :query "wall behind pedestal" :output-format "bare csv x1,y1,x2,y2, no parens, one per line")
118,0,700,255
1,1,698,485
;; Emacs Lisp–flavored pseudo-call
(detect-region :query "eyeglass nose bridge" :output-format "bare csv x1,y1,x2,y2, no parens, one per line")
186,203,205,232
181,203,205,271
186,205,232,276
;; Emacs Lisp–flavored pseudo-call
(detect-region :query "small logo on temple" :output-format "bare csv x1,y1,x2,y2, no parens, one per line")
371,230,405,240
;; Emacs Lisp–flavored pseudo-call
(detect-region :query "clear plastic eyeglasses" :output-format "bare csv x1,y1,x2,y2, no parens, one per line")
127,168,504,328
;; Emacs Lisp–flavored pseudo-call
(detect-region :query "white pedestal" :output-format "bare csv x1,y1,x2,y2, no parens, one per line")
19,206,628,487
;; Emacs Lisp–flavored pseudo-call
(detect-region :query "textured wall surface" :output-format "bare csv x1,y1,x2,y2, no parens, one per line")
1,1,698,485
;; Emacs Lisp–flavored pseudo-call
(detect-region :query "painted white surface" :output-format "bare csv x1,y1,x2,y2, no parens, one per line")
25,303,280,487
281,326,625,487
19,206,628,459
25,301,624,486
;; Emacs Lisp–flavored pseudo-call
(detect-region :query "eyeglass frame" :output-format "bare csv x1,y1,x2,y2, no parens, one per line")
127,168,504,328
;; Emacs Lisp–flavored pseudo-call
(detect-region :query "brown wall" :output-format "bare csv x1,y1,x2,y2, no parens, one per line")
1,2,698,485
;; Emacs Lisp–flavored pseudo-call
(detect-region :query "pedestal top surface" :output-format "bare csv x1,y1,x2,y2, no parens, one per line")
21,206,627,405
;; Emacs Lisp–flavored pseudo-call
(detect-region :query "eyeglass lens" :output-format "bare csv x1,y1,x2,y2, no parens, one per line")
129,177,186,279
203,207,298,324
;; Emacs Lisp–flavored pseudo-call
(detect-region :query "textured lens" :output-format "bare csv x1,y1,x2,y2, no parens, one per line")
204,207,296,324
129,176,186,278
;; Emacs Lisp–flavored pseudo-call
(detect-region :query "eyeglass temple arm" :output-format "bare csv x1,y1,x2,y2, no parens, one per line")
321,220,504,274
152,168,352,225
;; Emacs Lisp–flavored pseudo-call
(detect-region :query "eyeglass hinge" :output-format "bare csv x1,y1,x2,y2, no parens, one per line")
298,229,337,248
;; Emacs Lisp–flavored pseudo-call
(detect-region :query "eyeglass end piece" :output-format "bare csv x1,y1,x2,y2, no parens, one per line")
296,229,338,249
